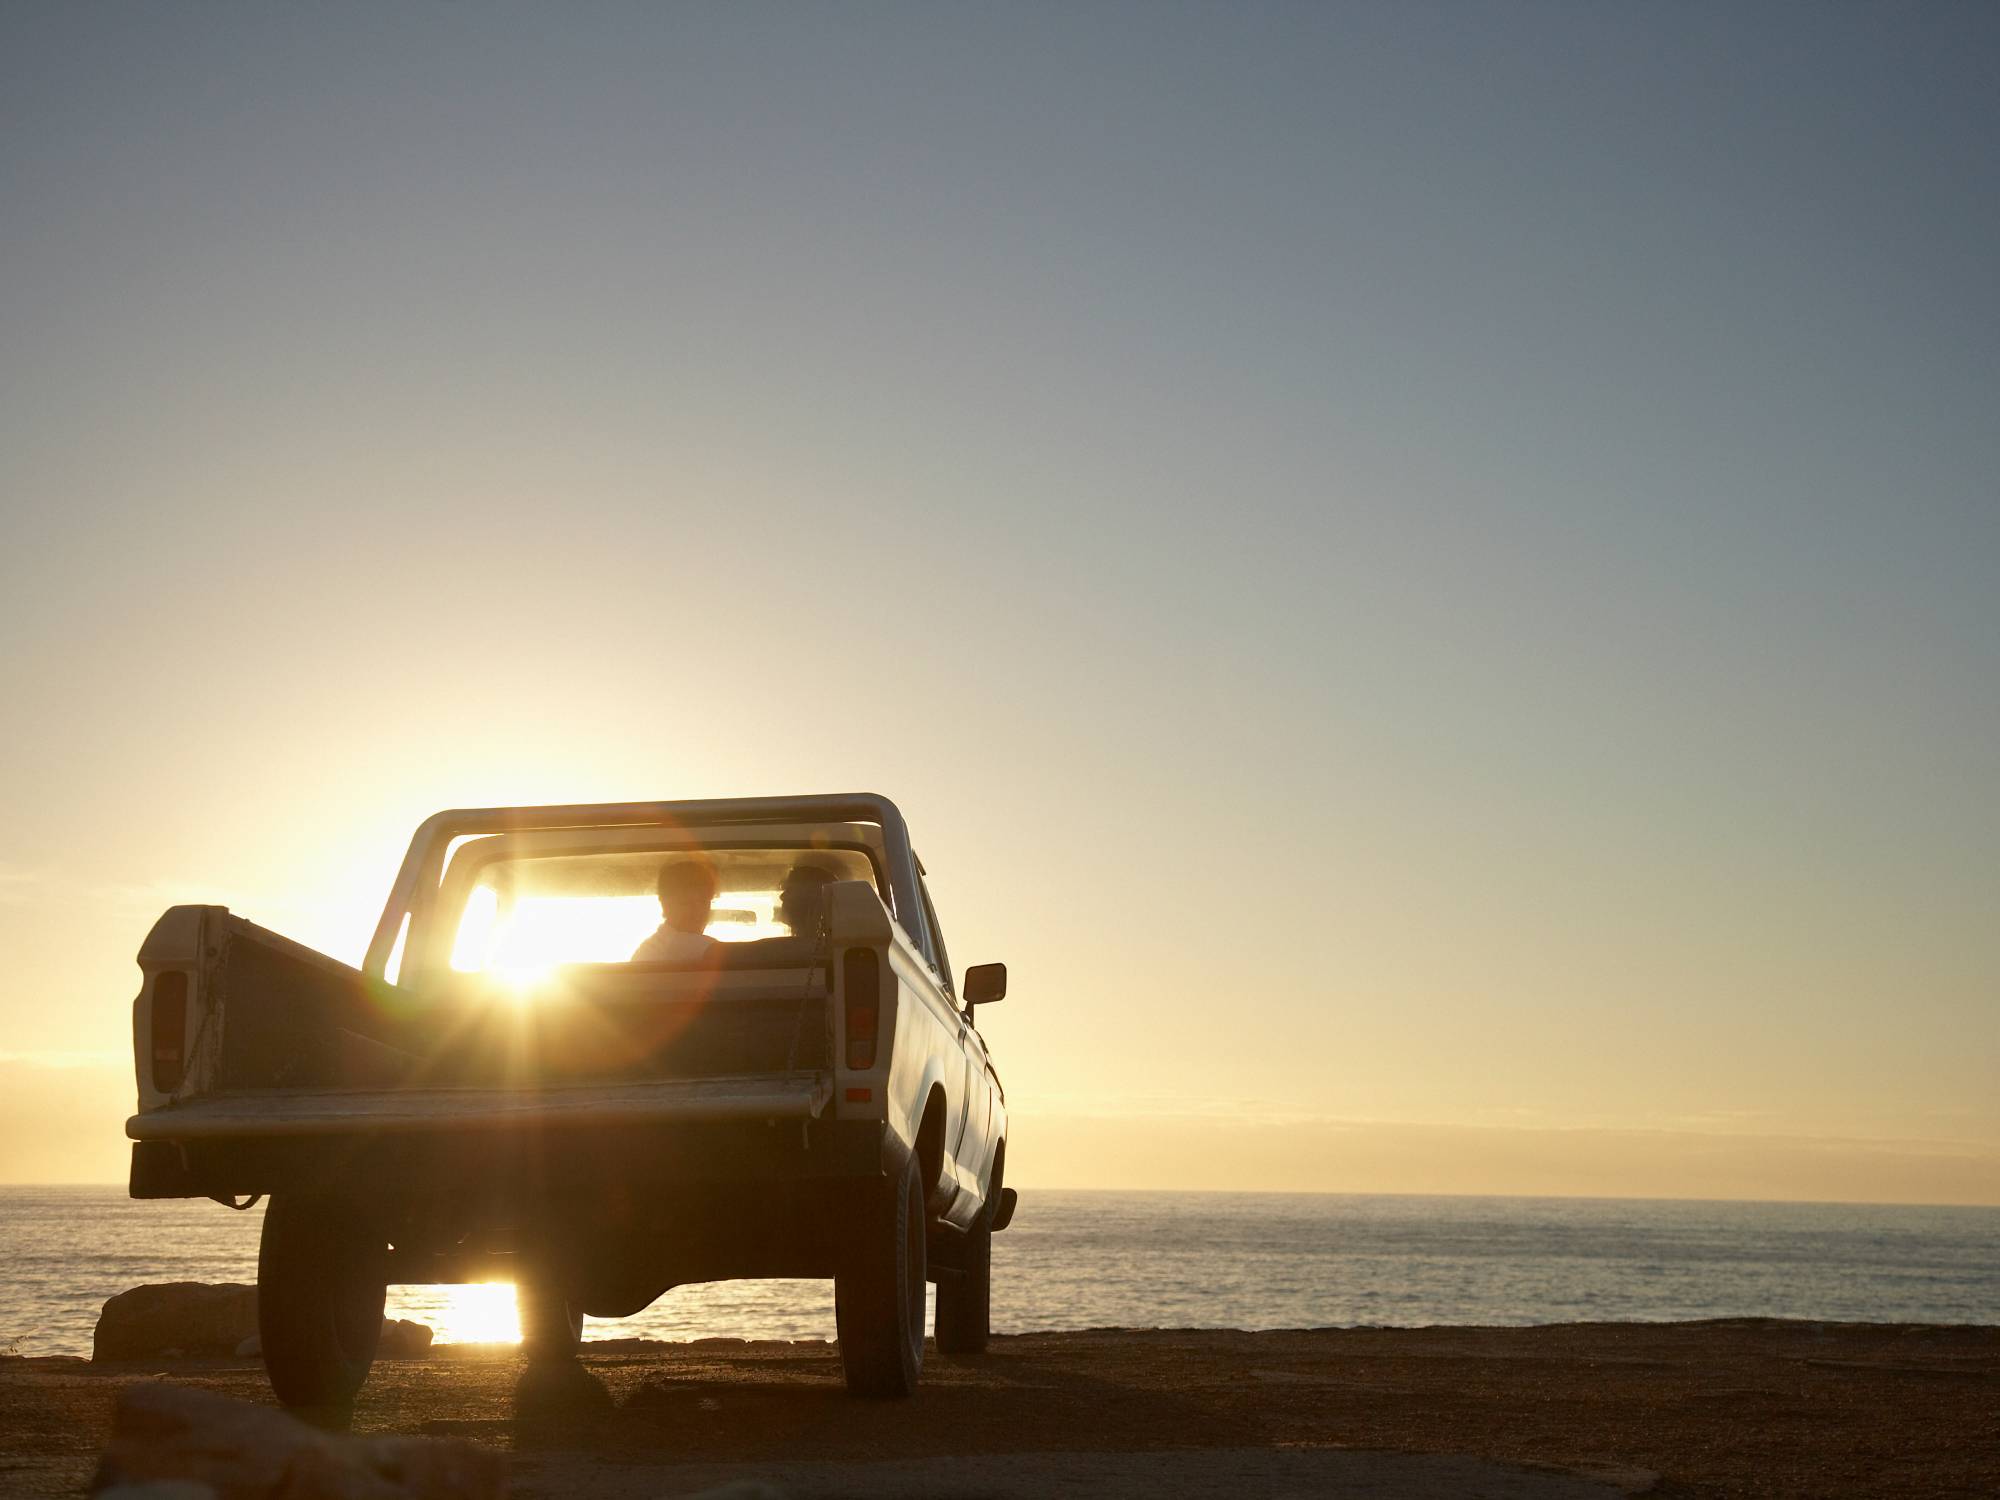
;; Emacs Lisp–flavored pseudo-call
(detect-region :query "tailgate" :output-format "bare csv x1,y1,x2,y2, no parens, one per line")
127,1070,832,1141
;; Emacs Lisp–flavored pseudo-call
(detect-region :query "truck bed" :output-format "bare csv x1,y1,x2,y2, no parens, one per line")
140,909,836,1100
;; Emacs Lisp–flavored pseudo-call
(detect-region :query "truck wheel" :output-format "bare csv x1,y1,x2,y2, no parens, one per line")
257,1194,387,1421
934,1201,992,1356
519,1282,583,1363
834,1154,926,1396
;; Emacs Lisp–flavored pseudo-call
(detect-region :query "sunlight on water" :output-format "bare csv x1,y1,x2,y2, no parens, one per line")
382,1276,840,1346
386,1281,520,1344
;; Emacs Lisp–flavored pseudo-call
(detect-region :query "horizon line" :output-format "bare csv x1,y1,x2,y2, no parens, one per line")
8,1180,1998,1212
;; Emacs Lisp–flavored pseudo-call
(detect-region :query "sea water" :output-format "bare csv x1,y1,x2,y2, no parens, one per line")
2,1186,1994,1358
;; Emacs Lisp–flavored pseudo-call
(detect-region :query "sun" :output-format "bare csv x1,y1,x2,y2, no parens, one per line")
450,886,662,976
436,1281,523,1344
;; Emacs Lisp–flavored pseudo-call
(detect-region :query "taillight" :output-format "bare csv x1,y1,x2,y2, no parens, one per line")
151,971,188,1093
843,949,879,1069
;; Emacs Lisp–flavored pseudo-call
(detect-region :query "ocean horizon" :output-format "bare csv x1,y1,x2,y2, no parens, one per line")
5,1185,1996,1359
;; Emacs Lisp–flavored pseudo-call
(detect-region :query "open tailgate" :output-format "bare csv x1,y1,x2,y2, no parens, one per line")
128,1070,832,1142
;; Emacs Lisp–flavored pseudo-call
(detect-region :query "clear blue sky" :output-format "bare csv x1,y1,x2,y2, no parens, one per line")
2,2,1995,1197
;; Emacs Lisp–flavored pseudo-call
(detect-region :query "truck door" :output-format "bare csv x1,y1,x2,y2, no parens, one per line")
959,1021,995,1200
920,875,989,1210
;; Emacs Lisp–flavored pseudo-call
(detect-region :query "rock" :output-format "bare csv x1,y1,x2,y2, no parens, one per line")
94,1288,432,1366
90,1383,506,1499
94,1285,258,1362
377,1319,434,1359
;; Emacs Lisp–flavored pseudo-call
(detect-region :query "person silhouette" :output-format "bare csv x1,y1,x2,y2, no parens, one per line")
631,857,718,962
776,863,838,940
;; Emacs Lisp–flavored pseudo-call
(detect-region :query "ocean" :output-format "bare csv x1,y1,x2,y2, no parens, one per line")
3,1186,1995,1359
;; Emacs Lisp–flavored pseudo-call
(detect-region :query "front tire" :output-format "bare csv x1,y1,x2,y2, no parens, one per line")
835,1155,926,1396
257,1194,387,1420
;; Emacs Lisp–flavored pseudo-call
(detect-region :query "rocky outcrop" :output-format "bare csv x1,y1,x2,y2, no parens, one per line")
377,1321,434,1360
89,1383,505,1499
94,1285,258,1361
95,1285,436,1365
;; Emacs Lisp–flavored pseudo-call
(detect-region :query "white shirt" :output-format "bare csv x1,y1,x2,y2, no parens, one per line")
631,926,716,963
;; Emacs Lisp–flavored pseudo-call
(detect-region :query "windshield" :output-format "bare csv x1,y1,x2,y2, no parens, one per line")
445,846,879,973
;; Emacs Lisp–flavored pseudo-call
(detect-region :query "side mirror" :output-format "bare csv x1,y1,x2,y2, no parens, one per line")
963,962,1007,1007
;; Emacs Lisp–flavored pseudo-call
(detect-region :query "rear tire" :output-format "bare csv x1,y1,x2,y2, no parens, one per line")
257,1194,387,1421
835,1154,926,1396
519,1282,583,1363
934,1202,992,1356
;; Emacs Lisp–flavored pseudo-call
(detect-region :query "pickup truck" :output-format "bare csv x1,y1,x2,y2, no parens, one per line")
125,794,1014,1411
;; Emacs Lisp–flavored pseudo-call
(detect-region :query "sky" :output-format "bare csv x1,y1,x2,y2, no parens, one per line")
2,2,1996,1201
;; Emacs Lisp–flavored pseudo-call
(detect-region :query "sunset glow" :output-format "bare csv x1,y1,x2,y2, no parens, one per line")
387,1282,523,1346
449,890,794,977
0,3,1994,1206
450,890,659,973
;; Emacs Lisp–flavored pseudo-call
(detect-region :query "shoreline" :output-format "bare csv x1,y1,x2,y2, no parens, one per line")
26,1314,2000,1366
6,1319,1996,1497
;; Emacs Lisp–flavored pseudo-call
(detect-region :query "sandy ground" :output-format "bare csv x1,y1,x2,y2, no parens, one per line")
3,1321,1995,1499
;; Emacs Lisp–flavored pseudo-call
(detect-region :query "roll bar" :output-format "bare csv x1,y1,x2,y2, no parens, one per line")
363,793,922,983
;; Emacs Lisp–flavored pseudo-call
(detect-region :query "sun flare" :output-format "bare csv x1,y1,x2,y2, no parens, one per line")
448,879,796,981
438,1282,522,1344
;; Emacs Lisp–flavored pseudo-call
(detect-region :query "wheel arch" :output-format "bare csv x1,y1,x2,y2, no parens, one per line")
914,1084,948,1201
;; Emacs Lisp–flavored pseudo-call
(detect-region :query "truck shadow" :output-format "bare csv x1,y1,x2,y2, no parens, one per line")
512,1359,617,1419
485,1343,1258,1463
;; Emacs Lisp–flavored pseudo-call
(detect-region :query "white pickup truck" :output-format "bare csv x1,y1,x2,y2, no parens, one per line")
125,794,1014,1412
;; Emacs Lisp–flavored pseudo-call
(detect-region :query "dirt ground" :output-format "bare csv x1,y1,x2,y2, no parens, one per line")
3,1321,1995,1499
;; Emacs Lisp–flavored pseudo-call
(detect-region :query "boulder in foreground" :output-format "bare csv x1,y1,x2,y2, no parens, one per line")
90,1383,505,1499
